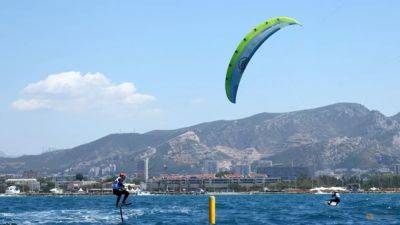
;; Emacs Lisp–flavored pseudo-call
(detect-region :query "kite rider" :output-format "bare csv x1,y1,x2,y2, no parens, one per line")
112,172,131,207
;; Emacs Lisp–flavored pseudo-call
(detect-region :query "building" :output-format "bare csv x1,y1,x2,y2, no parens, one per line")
22,170,38,179
135,159,149,181
89,167,101,177
232,164,251,176
51,174,76,182
394,164,400,175
257,165,311,180
314,169,336,177
147,175,280,192
101,167,111,176
100,164,116,176
5,179,40,192
252,160,273,168
66,180,99,192
251,160,273,173
203,160,219,174
144,158,149,182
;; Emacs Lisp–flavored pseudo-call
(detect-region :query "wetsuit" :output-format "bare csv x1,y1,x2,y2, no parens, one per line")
112,177,129,206
329,192,340,204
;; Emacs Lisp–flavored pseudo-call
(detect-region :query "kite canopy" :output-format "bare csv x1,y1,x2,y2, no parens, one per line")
225,16,300,103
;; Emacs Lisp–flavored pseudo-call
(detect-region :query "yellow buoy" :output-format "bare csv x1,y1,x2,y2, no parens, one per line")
209,196,216,224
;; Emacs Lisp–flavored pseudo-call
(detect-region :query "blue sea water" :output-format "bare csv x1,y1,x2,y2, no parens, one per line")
1,194,400,224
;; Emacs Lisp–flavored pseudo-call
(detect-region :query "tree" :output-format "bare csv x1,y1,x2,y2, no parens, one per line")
38,178,55,193
215,171,232,178
75,173,84,181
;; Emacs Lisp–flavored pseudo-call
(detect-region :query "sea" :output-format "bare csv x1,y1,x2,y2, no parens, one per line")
1,194,400,224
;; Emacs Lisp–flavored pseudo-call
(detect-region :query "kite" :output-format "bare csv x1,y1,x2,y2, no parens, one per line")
225,16,301,103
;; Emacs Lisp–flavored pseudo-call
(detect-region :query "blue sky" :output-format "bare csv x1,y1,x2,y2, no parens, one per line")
1,1,399,155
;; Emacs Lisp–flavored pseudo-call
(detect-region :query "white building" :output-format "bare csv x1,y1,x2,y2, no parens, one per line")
6,179,40,192
89,167,101,177
144,158,149,182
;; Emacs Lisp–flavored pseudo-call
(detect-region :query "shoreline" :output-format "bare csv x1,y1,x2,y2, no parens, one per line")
3,191,400,196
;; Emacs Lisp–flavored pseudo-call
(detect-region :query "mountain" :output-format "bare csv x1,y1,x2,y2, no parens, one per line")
392,113,400,122
0,151,19,158
0,151,8,158
1,103,400,175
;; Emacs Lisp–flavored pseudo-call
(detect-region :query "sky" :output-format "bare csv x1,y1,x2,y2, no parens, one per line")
1,0,399,155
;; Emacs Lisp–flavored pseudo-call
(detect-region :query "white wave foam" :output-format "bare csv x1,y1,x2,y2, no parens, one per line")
1,209,123,224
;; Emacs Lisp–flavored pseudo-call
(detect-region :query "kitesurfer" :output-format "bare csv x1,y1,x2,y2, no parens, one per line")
329,191,341,205
112,172,130,207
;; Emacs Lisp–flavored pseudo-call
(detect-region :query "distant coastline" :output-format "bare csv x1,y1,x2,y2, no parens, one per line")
6,189,400,197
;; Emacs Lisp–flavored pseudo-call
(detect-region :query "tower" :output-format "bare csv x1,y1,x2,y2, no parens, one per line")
144,158,149,182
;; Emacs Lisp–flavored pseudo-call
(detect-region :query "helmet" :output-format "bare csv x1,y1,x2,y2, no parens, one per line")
119,172,126,177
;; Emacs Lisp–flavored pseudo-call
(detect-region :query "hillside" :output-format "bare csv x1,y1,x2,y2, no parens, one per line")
1,103,400,175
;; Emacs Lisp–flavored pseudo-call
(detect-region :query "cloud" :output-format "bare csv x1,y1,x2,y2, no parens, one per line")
12,71,155,112
12,99,51,111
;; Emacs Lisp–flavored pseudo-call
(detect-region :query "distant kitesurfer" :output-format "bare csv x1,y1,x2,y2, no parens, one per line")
112,172,130,207
328,191,341,205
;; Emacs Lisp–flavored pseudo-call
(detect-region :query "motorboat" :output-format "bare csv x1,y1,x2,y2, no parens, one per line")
126,184,152,195
310,187,346,194
314,189,330,195
137,190,151,196
50,187,63,194
5,186,20,195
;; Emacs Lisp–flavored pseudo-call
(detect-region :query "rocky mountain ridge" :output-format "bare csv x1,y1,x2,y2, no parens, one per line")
1,103,400,175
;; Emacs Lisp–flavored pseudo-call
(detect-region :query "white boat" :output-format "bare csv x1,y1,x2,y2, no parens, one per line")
310,186,346,194
5,186,20,195
77,188,85,194
370,187,379,191
206,192,241,195
50,187,63,194
128,188,152,196
137,191,151,196
126,186,151,195
314,189,330,195
125,183,152,195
